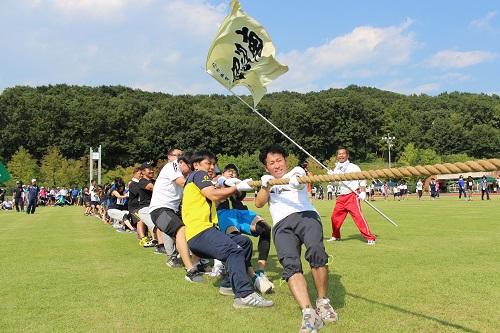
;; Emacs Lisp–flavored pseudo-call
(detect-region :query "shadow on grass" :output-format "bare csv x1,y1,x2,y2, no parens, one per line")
346,292,480,333
323,234,367,243
209,255,346,311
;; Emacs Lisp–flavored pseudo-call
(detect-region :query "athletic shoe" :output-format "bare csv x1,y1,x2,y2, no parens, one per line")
142,239,155,248
166,255,183,268
316,298,338,323
185,268,204,283
196,259,212,273
139,237,148,246
300,308,324,333
208,265,225,278
326,237,340,242
253,275,274,294
233,292,273,309
154,245,167,255
115,227,126,233
367,240,376,245
218,286,235,297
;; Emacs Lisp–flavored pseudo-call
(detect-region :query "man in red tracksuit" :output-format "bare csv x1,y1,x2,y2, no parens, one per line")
327,148,376,245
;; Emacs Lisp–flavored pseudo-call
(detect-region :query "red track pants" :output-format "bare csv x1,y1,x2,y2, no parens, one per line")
331,192,375,241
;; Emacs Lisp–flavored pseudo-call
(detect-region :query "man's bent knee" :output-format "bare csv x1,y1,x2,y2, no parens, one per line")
280,256,303,281
305,244,328,268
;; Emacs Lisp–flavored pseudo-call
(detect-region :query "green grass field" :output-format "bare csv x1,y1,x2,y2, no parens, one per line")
1,196,499,333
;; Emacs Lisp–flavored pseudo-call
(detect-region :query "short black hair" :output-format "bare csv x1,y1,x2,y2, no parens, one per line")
190,150,216,165
259,144,288,165
178,151,193,169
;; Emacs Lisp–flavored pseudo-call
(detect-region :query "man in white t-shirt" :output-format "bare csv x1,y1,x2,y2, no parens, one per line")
327,148,376,244
416,179,423,200
255,144,337,333
149,149,203,283
327,183,334,200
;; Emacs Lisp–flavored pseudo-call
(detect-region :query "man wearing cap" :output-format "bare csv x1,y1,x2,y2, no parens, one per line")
26,179,40,214
13,181,24,212
216,163,274,293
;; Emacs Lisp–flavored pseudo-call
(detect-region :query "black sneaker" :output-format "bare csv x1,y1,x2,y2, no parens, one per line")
154,245,166,255
196,259,212,273
166,255,182,268
185,268,204,283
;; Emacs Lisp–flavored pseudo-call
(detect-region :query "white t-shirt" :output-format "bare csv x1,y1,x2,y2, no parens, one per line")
268,167,317,225
416,181,423,191
327,184,333,193
89,186,99,201
333,160,366,195
149,160,184,213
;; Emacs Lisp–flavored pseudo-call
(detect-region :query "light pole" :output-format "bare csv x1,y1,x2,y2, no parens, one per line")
382,134,395,168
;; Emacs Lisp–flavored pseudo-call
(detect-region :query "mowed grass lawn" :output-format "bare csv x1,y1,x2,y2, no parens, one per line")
1,195,499,333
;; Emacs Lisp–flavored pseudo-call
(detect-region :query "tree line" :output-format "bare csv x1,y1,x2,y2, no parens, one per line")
1,84,499,186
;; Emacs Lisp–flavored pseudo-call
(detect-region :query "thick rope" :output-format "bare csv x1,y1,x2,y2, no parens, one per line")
248,158,500,187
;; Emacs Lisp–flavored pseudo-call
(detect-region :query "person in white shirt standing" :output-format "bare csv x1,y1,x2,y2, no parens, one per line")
327,148,376,245
416,179,423,200
255,144,337,333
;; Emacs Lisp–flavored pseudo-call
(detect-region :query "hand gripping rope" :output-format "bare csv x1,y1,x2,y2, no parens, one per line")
248,159,500,227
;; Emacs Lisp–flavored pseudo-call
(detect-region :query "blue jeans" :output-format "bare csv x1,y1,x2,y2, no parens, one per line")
188,227,253,298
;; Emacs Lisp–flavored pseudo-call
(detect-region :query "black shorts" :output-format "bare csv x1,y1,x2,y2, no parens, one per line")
149,207,184,238
90,201,99,207
130,210,141,225
272,211,328,281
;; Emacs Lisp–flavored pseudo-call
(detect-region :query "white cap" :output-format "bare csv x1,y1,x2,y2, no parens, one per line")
32,178,36,183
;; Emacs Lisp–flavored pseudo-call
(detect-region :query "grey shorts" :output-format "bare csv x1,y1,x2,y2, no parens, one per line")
149,207,184,238
272,211,328,281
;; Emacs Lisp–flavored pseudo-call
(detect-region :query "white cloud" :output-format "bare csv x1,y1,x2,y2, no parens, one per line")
470,10,498,30
426,50,497,69
51,0,128,18
275,18,420,92
164,0,227,39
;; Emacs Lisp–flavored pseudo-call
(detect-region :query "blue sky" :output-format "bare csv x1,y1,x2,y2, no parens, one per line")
1,0,498,96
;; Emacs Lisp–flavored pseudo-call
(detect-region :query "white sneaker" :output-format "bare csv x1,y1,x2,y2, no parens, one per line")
367,240,376,245
326,237,340,242
254,275,274,294
316,298,338,323
299,308,323,333
233,292,273,308
208,265,224,278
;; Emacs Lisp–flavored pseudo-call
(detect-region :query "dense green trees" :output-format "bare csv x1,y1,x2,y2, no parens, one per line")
0,84,498,183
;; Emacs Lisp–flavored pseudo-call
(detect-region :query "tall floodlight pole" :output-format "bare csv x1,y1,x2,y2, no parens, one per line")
98,145,102,185
382,134,396,168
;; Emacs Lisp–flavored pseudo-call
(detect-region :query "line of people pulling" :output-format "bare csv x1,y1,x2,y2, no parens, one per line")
98,145,340,333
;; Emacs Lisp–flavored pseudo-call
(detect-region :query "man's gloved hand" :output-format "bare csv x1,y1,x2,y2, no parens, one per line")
224,178,241,187
260,175,275,188
358,192,366,201
216,176,227,188
236,179,253,192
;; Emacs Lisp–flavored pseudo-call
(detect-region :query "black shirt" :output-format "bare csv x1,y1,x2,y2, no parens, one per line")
138,178,154,209
128,180,141,212
13,186,23,199
217,192,248,210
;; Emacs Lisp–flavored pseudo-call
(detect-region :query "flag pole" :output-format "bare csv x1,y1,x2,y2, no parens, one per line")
225,88,399,227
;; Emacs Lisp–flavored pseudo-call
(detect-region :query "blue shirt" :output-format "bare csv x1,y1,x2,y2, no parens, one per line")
28,185,39,201
457,179,465,188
